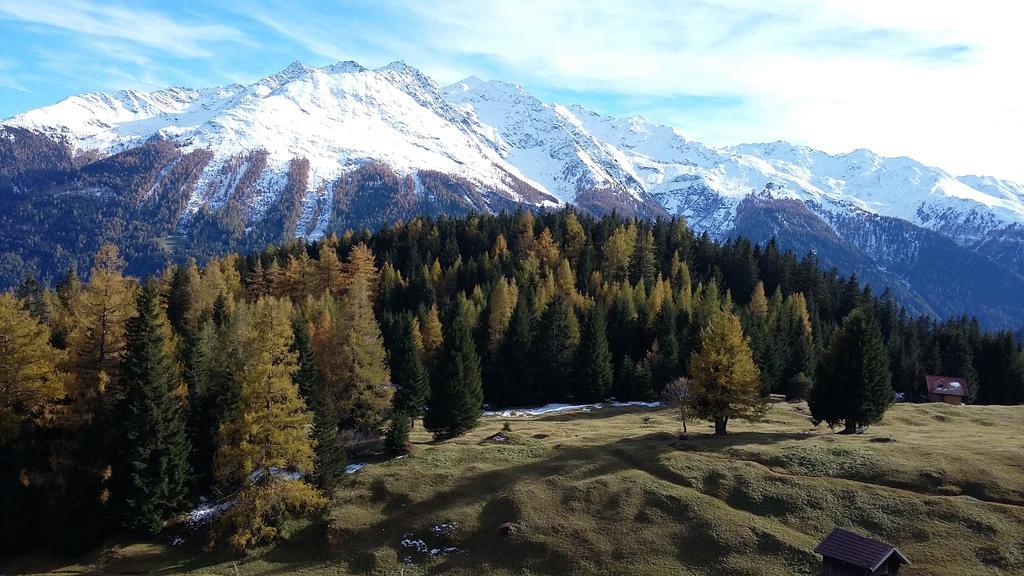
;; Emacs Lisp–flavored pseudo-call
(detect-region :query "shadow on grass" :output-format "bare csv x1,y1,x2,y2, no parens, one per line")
668,431,814,454
329,429,823,575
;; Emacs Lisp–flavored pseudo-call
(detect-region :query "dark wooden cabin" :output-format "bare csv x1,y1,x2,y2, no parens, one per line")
815,528,910,576
925,374,968,405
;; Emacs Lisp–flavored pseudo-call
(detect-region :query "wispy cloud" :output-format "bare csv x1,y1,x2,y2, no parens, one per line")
0,0,245,58
0,0,1021,181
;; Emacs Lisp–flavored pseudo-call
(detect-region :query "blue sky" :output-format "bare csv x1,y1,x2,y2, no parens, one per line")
2,0,1022,181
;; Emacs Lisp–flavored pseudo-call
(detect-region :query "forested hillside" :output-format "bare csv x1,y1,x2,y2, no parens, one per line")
2,209,1023,555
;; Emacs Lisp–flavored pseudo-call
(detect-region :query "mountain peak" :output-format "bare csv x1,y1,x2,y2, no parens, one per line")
321,60,367,74
446,75,485,93
278,60,314,78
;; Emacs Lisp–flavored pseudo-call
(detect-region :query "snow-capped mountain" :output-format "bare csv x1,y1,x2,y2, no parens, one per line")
5,60,560,237
2,59,1024,326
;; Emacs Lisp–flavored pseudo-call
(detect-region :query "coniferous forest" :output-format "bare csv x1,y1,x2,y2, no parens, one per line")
2,209,1023,554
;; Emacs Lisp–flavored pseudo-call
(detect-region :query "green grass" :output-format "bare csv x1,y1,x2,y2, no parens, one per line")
6,402,1024,575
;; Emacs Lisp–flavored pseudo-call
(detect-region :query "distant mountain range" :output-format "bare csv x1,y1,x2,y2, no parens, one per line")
2,60,1023,327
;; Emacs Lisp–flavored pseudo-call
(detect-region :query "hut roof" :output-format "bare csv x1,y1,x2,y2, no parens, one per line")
814,528,910,571
925,374,968,397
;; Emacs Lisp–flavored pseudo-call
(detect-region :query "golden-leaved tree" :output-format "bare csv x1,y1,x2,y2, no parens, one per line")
319,244,392,431
0,293,64,443
688,308,767,435
212,297,323,552
67,244,136,419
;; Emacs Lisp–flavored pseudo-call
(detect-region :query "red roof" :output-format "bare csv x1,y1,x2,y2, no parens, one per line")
925,374,968,397
815,528,910,571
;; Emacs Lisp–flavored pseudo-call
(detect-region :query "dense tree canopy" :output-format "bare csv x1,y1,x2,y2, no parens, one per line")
0,208,1021,553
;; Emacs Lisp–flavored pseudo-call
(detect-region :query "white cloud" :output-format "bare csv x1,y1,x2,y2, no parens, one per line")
0,0,245,58
380,0,1024,181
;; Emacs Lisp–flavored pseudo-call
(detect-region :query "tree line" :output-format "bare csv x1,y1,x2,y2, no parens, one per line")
2,209,1023,553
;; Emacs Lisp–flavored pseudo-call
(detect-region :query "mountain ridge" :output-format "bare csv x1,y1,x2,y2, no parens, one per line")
2,59,1023,327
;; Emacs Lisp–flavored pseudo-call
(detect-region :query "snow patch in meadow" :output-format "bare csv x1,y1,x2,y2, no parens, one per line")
483,400,660,418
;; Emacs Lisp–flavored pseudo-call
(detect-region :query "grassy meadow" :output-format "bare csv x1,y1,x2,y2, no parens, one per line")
6,401,1024,575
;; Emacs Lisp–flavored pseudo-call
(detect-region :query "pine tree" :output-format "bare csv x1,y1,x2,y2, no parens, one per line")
391,314,430,420
292,319,318,403
14,274,47,321
630,228,656,288
574,304,613,402
809,308,893,433
166,264,195,335
310,389,344,494
385,411,411,454
179,326,213,490
292,318,344,493
534,293,580,402
688,309,765,435
632,349,655,401
424,300,483,439
652,306,680,391
492,295,535,406
114,282,192,533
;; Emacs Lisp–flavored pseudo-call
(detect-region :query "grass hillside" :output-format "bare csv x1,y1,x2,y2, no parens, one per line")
7,402,1024,575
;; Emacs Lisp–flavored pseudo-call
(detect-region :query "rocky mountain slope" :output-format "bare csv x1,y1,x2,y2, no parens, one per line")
2,59,1023,327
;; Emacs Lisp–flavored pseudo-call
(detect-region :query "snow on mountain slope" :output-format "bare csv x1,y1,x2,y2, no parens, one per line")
732,142,1024,243
6,84,247,153
459,88,1024,245
4,61,560,236
5,59,1024,248
440,78,660,215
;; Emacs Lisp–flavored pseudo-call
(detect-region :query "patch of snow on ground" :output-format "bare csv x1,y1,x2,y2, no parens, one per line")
483,400,660,417
345,463,366,474
184,497,237,528
400,522,463,564
249,466,303,483
432,522,457,536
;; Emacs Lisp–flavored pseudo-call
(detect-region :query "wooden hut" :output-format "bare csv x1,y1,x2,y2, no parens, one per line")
925,374,968,405
815,528,910,576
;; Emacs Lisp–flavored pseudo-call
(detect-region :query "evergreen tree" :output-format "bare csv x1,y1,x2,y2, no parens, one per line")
178,327,212,490
292,318,344,493
652,306,680,391
424,301,483,439
385,411,411,454
574,304,613,402
14,274,47,321
114,282,192,533
166,264,194,335
492,296,535,406
688,309,765,435
632,350,656,401
391,313,430,420
810,308,893,433
630,228,656,287
292,319,318,404
534,293,580,402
